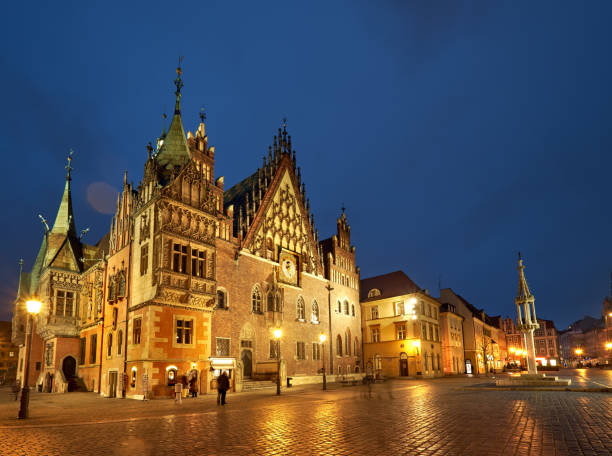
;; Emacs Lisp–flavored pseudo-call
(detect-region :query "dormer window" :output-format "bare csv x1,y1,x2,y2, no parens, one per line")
367,288,381,298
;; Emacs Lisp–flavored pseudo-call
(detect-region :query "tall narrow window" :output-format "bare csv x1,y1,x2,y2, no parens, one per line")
192,249,206,277
343,301,349,315
252,286,262,313
371,327,380,343
79,338,86,365
371,306,379,320
217,290,227,309
312,342,321,360
345,332,351,356
90,334,97,364
56,290,65,316
296,342,306,360
172,243,188,273
351,304,355,317
133,318,142,345
140,245,149,275
112,307,118,330
311,300,319,323
296,297,305,321
337,300,342,313
267,294,275,312
336,335,342,356
107,333,113,357
65,292,74,316
117,330,123,355
397,324,407,340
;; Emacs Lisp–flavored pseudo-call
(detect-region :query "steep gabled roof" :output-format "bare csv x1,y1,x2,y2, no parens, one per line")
360,271,422,302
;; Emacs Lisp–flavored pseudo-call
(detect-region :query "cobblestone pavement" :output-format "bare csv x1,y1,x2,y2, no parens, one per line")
0,376,611,456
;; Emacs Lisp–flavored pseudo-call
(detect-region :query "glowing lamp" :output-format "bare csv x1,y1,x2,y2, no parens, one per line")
509,347,516,353
319,334,326,343
273,329,282,339
26,300,42,314
605,342,612,350
575,348,583,355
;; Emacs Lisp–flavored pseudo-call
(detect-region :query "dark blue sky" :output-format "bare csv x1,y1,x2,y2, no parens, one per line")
1,1,611,329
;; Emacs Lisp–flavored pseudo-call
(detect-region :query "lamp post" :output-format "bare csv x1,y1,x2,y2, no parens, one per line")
18,299,42,419
319,334,327,390
274,329,282,395
574,348,583,367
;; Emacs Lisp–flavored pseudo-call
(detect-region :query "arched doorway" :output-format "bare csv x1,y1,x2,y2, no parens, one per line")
62,356,76,379
62,356,77,392
399,352,409,376
241,350,252,378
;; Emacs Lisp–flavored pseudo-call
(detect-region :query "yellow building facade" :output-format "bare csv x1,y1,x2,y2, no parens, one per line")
360,271,442,378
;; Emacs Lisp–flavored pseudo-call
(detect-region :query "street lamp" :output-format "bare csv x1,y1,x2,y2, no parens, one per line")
274,329,282,395
319,334,327,390
18,299,42,419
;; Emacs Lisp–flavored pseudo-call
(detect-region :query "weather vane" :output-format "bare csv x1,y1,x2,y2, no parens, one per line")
200,106,206,122
66,149,74,180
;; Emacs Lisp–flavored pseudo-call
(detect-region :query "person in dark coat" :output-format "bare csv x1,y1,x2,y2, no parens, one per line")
217,371,230,405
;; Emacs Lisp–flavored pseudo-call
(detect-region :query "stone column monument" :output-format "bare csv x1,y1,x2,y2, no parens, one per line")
496,253,571,386
515,253,539,375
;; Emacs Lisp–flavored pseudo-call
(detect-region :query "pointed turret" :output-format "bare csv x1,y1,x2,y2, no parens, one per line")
51,151,77,236
155,59,191,171
514,252,539,374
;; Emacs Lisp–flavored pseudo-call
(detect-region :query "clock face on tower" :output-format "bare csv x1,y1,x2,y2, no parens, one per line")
279,250,299,286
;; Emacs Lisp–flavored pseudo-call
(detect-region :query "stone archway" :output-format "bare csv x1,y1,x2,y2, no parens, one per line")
62,356,76,379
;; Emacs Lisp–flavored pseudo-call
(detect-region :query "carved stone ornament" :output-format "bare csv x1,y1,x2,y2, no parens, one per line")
156,288,188,304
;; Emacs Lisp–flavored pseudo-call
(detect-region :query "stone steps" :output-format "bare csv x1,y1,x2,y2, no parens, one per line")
241,380,276,391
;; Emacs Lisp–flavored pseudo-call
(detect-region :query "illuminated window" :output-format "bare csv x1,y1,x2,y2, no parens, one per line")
397,324,407,340
191,249,206,278
167,368,178,386
172,243,188,273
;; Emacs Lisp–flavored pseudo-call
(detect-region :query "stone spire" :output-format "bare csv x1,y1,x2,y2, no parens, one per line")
51,150,77,236
155,58,191,171
514,252,539,375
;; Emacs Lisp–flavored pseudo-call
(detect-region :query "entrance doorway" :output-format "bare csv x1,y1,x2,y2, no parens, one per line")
465,359,472,374
108,371,118,398
62,356,76,378
399,353,409,376
241,350,252,378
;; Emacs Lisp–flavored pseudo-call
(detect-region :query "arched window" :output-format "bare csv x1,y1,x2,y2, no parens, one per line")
252,285,262,313
336,300,342,313
351,304,355,317
336,335,342,356
217,289,227,309
354,337,359,357
117,330,123,356
107,333,113,357
296,297,305,321
274,294,281,312
311,300,319,323
343,301,349,315
345,330,351,356
267,293,275,311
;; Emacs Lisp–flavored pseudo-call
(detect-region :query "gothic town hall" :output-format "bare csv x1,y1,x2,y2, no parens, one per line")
12,65,362,398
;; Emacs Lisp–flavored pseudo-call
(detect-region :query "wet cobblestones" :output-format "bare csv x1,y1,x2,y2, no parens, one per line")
0,377,611,456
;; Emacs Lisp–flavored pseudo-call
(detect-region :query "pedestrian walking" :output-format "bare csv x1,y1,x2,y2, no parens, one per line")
217,371,230,406
189,375,198,398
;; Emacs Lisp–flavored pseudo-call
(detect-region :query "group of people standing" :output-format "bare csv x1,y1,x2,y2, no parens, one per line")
173,371,230,406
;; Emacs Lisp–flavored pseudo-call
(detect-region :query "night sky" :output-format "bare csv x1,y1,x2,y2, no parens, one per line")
1,1,611,329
